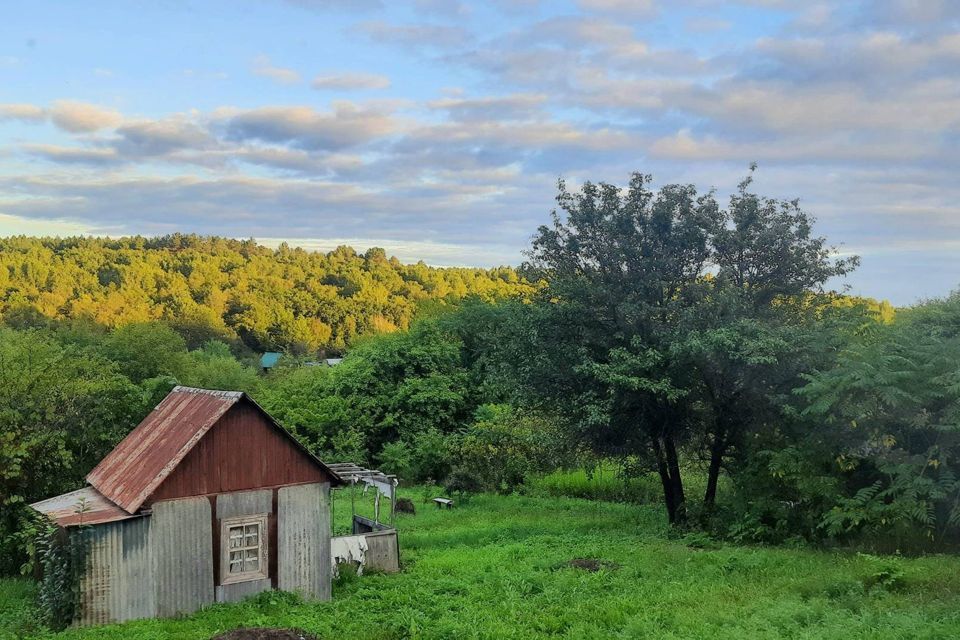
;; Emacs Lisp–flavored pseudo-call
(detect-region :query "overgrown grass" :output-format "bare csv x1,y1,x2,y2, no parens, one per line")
3,489,960,639
527,465,722,506
528,465,663,503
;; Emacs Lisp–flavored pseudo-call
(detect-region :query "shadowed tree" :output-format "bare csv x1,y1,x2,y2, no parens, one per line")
522,173,720,524
520,168,856,525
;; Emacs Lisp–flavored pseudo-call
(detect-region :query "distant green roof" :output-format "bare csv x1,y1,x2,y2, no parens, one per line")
260,352,282,368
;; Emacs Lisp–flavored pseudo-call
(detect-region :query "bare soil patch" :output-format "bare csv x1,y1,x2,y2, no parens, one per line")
568,558,620,572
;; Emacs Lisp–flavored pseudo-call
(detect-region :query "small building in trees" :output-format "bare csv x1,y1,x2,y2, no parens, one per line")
259,351,282,370
30,386,342,626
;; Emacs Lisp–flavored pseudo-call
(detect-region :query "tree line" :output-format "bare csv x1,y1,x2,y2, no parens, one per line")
0,235,531,353
9,168,957,578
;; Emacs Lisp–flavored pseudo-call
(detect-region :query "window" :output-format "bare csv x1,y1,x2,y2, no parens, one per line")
220,515,268,584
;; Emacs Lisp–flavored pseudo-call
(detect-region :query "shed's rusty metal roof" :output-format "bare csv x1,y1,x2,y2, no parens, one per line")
86,387,240,514
30,486,141,528
85,386,341,515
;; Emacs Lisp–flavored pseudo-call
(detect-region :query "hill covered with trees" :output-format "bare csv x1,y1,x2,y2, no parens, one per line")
0,235,532,353
4,171,945,592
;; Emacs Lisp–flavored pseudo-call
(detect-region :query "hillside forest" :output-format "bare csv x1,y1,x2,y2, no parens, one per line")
7,169,958,588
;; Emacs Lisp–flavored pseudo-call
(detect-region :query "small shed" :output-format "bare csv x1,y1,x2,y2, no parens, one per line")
260,352,282,370
31,386,343,626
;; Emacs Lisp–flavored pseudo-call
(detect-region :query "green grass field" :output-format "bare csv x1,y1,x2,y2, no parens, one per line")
3,488,960,639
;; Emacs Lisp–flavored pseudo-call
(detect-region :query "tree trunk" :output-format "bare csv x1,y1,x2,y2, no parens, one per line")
704,430,726,510
653,434,686,525
653,438,677,524
664,435,686,523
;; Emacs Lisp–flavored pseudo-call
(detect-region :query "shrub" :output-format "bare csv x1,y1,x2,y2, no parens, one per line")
457,404,570,493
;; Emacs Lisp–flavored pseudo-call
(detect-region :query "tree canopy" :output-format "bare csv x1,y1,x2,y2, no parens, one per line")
0,235,533,353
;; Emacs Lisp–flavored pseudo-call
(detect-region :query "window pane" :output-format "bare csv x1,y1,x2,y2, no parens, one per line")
244,524,259,546
229,550,243,573
244,548,259,571
229,527,244,548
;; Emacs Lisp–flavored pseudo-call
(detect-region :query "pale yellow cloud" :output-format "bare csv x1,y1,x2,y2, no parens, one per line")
251,55,301,85
0,103,46,122
0,213,94,236
49,100,123,132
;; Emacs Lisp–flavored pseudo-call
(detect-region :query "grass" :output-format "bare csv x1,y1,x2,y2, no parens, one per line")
526,464,729,507
3,487,960,639
528,465,665,503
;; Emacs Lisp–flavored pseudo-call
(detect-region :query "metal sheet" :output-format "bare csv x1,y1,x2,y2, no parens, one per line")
87,388,240,513
30,486,137,528
362,530,400,573
150,497,214,617
277,482,331,601
87,387,342,514
216,578,271,604
78,516,155,626
216,489,273,520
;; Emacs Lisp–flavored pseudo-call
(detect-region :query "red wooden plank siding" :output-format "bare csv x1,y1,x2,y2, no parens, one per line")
148,403,329,504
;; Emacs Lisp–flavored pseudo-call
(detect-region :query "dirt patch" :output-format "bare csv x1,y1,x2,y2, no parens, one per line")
211,629,319,640
568,558,620,572
395,497,416,514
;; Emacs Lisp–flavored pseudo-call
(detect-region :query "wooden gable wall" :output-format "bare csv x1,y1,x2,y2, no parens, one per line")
147,400,329,505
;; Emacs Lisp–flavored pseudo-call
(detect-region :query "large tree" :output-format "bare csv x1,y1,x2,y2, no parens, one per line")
682,170,857,512
521,169,855,524
522,174,718,523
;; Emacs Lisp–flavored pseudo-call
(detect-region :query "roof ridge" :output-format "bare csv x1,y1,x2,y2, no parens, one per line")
171,386,244,398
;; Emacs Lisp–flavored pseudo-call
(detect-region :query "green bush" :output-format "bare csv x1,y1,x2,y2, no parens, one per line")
457,405,569,493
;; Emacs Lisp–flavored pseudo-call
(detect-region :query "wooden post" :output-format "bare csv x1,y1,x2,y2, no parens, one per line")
390,478,397,526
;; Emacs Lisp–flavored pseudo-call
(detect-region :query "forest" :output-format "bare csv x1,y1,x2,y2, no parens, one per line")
0,234,531,353
2,171,958,637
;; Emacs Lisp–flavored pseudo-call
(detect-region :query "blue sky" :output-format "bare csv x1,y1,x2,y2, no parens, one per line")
1,0,959,304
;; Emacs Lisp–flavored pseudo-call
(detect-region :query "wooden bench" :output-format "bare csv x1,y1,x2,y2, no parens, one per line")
433,497,454,509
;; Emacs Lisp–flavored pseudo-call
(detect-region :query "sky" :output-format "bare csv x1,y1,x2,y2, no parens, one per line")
1,0,958,305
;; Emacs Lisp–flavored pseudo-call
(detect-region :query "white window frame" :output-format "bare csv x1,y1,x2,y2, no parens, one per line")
220,514,268,584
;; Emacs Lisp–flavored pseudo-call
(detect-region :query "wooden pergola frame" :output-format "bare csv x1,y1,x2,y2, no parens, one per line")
327,463,398,527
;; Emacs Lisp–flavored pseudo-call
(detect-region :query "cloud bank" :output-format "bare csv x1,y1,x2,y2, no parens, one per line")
0,0,958,303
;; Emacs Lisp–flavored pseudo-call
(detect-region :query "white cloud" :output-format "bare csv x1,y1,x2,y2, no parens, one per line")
311,72,391,90
116,118,216,156
359,21,473,51
0,213,97,237
48,100,123,132
576,0,657,19
22,144,121,165
428,94,547,120
0,103,45,122
219,102,398,150
251,55,301,85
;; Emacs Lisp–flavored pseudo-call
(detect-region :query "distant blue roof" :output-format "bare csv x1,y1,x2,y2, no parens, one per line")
260,352,282,368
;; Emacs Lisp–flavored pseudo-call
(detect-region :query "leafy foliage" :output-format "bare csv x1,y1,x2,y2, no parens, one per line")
37,523,90,631
516,169,856,525
796,294,960,547
0,235,532,353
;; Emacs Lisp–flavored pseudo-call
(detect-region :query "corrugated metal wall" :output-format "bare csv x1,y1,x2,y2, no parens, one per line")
76,486,334,625
79,516,154,626
215,489,273,604
277,482,331,600
150,497,215,617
